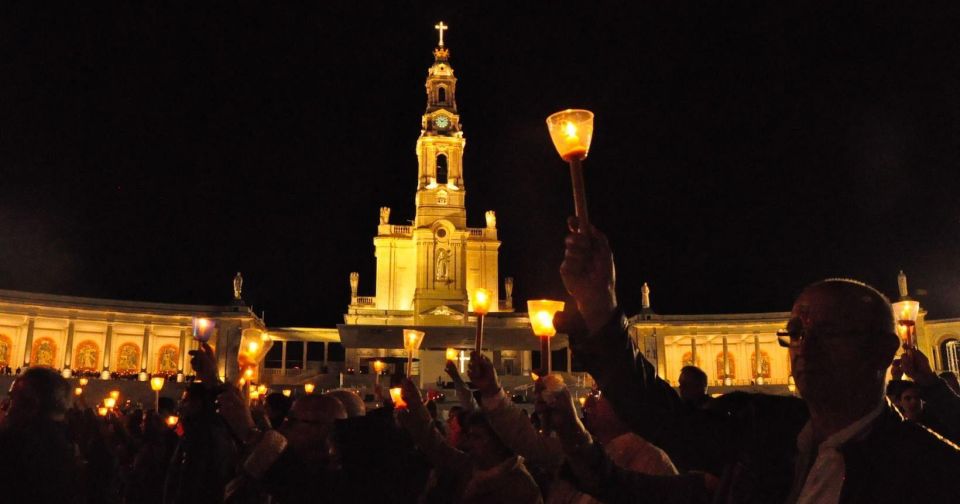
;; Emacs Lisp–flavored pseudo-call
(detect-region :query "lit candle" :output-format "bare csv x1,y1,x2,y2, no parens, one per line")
97,406,109,417
249,390,260,401
403,329,425,376
247,341,260,354
546,109,595,230
445,348,458,362
104,397,117,409
166,415,179,427
244,368,254,379
193,317,215,343
472,288,492,315
527,300,565,374
74,387,83,396
150,376,165,392
257,384,267,395
282,389,292,397
304,383,315,394
389,387,407,409
79,378,89,386
109,390,120,400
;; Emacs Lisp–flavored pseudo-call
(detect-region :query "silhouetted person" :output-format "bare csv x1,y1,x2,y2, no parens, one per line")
678,366,709,409
0,367,81,504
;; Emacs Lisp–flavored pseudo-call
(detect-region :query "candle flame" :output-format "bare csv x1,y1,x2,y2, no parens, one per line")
166,415,179,427
564,121,578,139
530,371,540,382
247,341,260,354
109,390,120,400
98,407,109,417
74,387,83,396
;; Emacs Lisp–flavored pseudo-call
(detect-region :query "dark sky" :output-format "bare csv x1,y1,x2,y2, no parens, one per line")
2,2,960,326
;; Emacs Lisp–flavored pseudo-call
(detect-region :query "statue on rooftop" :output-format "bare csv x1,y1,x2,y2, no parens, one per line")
233,272,244,301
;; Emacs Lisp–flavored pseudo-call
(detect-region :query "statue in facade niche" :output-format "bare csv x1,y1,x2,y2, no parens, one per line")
485,210,496,229
233,272,244,301
350,272,359,300
380,206,391,225
436,248,450,281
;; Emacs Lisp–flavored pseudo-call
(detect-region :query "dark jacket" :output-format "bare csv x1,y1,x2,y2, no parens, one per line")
560,309,960,504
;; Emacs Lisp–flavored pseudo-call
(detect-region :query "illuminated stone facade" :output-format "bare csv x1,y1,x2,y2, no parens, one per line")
0,289,266,383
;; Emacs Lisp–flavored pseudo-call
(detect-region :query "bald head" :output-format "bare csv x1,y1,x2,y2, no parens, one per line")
790,279,900,411
797,279,895,339
291,394,347,424
325,389,365,418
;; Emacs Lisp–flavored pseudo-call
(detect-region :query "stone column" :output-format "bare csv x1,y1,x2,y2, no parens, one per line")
753,333,763,384
690,337,698,366
323,342,329,371
721,335,729,384
141,325,151,373
302,341,308,370
281,341,288,374
63,319,76,370
103,324,114,372
22,317,36,367
567,347,573,373
178,327,188,374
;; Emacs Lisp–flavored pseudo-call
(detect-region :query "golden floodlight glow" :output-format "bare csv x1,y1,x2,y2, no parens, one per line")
527,300,565,338
282,389,292,397
546,109,594,161
403,329,426,351
98,406,109,417
389,387,407,409
74,387,83,396
109,390,120,400
445,348,458,361
150,376,165,392
472,288,492,315
103,397,117,409
304,383,316,394
79,378,89,386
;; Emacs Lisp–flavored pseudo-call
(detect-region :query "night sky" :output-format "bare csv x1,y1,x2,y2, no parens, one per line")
2,2,960,326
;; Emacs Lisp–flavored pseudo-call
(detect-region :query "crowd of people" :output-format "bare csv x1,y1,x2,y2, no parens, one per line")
1,220,959,503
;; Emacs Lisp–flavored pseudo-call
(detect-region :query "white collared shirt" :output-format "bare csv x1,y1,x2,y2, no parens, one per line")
794,401,886,504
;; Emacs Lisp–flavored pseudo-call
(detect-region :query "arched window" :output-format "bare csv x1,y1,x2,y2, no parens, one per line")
438,86,446,103
942,338,960,374
436,154,448,184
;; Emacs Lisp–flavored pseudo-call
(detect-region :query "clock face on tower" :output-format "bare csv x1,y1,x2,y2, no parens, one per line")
433,115,450,129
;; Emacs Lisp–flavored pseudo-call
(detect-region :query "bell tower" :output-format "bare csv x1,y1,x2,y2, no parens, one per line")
412,21,469,317
364,22,500,322
415,21,466,229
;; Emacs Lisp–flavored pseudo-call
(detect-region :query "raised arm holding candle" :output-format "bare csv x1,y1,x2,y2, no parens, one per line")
547,109,594,231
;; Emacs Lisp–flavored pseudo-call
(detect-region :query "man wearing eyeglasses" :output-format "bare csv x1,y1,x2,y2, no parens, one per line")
554,218,959,504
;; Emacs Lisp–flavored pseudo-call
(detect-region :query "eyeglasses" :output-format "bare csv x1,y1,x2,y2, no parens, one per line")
776,322,866,349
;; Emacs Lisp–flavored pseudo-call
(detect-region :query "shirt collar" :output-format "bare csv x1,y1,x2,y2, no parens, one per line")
796,400,886,454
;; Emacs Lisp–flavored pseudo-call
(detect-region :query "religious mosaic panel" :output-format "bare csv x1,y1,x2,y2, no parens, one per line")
157,344,179,375
0,334,12,367
681,351,702,369
74,340,100,372
31,337,58,367
750,351,772,378
715,351,736,380
116,343,141,374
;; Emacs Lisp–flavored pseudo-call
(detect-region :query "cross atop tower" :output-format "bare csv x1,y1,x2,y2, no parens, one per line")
434,21,448,47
